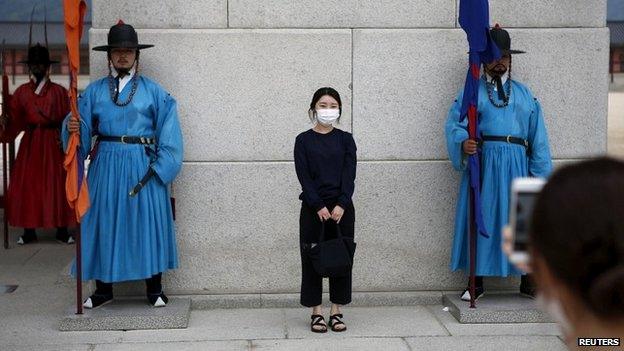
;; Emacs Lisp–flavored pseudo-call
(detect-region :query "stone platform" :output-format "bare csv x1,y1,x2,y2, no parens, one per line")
443,292,553,324
59,297,191,331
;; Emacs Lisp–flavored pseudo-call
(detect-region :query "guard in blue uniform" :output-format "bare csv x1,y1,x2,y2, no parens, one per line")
63,21,183,308
445,26,552,300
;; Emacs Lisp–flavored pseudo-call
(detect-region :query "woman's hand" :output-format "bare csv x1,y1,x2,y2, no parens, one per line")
317,207,331,222
331,205,344,223
463,139,478,155
502,225,532,274
67,117,80,133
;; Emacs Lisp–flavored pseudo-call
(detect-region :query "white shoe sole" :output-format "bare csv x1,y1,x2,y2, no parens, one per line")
460,290,484,301
83,297,113,309
153,297,166,307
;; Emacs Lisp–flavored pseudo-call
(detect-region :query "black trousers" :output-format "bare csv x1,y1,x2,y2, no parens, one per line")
299,201,355,307
94,273,163,296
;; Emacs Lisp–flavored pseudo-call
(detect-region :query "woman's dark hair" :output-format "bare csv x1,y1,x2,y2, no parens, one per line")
530,157,624,320
308,87,342,122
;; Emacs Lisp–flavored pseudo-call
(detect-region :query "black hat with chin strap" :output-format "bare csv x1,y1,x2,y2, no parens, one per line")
490,24,525,55
92,20,154,52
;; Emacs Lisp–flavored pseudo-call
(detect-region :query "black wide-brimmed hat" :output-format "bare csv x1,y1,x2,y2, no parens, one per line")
92,20,154,52
18,43,59,65
490,25,525,55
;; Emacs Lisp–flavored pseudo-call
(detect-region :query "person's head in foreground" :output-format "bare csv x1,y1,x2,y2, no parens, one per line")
530,157,624,344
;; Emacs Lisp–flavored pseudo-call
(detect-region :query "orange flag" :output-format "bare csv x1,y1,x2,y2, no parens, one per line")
63,0,89,221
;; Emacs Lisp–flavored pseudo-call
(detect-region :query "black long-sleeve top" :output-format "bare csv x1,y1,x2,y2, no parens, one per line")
294,128,357,211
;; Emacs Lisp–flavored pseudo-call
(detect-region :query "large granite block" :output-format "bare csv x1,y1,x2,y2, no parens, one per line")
228,0,456,28
90,29,352,162
353,29,466,161
487,0,606,28
353,28,609,161
92,0,227,29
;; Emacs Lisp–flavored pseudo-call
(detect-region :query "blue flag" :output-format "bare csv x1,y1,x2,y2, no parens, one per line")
458,0,501,238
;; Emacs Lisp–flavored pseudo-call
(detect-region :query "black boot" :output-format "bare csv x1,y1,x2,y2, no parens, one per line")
520,275,537,299
55,227,75,244
17,228,37,245
83,280,114,309
461,276,485,301
145,273,168,307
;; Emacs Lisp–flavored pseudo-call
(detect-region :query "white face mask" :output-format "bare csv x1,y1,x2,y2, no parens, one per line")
536,293,573,338
316,109,340,126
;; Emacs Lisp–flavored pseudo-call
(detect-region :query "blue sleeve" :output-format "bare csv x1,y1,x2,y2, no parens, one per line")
151,89,184,185
62,87,94,158
337,133,357,209
445,92,469,171
527,98,553,178
294,135,325,211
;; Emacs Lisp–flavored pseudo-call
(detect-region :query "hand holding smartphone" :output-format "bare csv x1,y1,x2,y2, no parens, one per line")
508,177,546,265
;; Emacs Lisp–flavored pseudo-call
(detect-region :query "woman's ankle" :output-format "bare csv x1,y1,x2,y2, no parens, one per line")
330,304,341,315
311,305,323,315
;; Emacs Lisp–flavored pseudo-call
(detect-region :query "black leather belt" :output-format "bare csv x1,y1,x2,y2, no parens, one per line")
98,135,155,145
480,135,529,149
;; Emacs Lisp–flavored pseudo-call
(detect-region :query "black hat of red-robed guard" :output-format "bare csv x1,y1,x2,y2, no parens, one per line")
19,4,58,64
18,44,59,65
490,24,525,55
92,20,154,52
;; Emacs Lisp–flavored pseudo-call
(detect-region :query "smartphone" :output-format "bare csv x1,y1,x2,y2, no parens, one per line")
508,177,546,265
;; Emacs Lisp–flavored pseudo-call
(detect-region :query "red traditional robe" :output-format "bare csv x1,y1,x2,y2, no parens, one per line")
2,79,76,228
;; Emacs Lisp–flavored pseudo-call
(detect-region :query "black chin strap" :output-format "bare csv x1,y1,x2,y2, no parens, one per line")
492,75,506,101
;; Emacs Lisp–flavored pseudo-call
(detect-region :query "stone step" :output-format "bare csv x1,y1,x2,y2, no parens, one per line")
443,292,553,324
59,297,191,331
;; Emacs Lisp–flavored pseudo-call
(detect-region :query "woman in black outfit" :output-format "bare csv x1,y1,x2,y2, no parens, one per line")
294,87,357,333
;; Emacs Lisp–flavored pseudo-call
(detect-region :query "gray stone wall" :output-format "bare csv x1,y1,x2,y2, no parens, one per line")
91,1,609,294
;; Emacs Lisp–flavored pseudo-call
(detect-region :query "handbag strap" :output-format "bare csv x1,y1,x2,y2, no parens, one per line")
319,220,342,242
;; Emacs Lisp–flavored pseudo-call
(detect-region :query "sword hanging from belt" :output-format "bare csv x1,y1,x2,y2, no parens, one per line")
97,135,176,220
129,167,155,197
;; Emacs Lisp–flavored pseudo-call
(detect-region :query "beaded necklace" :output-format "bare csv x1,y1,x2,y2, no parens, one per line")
108,74,139,107
484,76,512,108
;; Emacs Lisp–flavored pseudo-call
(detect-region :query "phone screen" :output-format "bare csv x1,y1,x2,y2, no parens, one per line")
514,191,538,251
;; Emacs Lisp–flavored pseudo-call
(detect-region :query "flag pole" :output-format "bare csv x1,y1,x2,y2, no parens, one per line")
1,39,10,250
469,189,477,308
63,0,88,315
73,69,83,315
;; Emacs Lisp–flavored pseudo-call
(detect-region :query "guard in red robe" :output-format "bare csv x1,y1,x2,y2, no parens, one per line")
0,44,75,244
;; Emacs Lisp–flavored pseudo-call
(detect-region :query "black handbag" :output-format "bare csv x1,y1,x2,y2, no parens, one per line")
308,220,356,278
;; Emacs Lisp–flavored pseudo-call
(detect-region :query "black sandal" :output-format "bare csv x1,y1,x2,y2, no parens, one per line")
328,313,346,332
310,314,328,333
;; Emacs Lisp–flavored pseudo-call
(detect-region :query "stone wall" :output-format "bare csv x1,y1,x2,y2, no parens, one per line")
91,0,609,294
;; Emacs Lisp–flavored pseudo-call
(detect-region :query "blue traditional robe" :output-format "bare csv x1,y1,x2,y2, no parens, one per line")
445,78,552,276
62,75,183,283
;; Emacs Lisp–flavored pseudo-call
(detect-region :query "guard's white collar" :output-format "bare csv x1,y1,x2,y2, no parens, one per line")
34,77,48,95
111,66,136,94
485,71,509,91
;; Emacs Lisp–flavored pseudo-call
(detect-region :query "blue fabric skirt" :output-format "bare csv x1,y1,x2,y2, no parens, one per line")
72,142,178,283
450,142,527,277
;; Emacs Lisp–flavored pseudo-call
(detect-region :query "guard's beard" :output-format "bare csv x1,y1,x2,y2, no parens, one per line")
488,64,508,77
115,67,131,77
112,61,135,78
